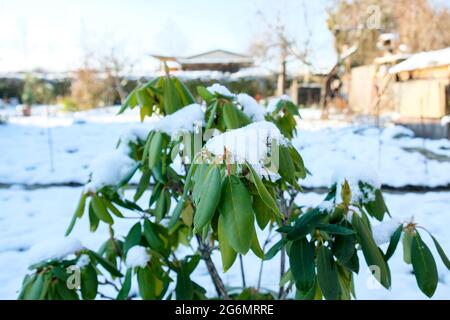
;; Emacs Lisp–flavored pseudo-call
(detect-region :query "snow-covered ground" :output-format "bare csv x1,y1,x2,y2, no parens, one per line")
1,106,450,187
0,106,449,300
0,187,449,300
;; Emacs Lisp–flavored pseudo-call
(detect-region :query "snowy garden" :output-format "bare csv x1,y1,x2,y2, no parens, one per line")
2,0,450,302
1,81,449,300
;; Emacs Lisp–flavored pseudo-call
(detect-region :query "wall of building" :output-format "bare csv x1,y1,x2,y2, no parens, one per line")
393,78,449,118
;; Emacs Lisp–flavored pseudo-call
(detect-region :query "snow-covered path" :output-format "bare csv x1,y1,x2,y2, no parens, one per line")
1,106,450,299
0,187,449,300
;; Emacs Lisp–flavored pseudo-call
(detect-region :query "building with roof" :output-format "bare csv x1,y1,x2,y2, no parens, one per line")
152,49,253,73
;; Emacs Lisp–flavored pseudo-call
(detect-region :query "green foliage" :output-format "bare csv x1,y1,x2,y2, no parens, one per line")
20,75,449,300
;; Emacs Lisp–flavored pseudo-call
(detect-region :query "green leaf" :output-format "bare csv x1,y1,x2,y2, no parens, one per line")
278,146,296,184
252,194,271,230
317,224,355,235
25,274,45,300
422,230,450,270
91,195,113,224
289,147,306,179
317,246,341,300
296,277,319,300
104,199,124,218
222,103,241,129
163,77,182,114
118,88,137,114
352,214,390,289
154,189,169,222
192,164,210,205
217,214,237,271
384,225,403,261
289,238,316,294
88,250,123,277
168,198,186,229
219,175,255,254
193,166,221,231
55,280,79,300
65,192,87,236
136,87,153,109
205,100,219,130
134,169,151,201
197,86,214,102
143,219,165,252
75,192,87,218
332,233,356,265
342,251,360,273
264,238,287,260
117,268,132,300
88,201,99,232
250,228,264,259
403,231,413,264
287,208,327,241
363,186,388,221
411,233,438,297
123,222,142,255
148,132,163,169
137,267,156,300
18,274,36,300
176,265,194,300
80,264,98,300
246,162,282,218
336,263,353,300
173,78,195,105
117,161,140,188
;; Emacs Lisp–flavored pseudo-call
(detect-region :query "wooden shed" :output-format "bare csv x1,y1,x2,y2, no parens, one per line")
389,47,450,119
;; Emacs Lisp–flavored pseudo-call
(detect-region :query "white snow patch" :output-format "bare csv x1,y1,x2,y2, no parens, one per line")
28,238,83,265
126,245,150,268
237,93,266,121
204,121,287,179
441,115,450,126
382,125,414,140
372,219,402,245
76,254,91,268
152,103,204,137
332,160,381,203
206,83,235,97
118,127,151,154
84,150,137,192
318,200,335,213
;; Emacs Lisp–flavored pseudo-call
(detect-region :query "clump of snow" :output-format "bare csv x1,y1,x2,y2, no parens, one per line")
382,125,414,140
266,95,293,113
237,93,266,121
152,103,204,138
332,160,381,203
441,115,450,126
206,83,235,97
204,121,287,179
118,127,151,154
371,219,402,245
126,245,150,268
28,238,83,265
84,150,137,193
76,254,91,268
318,200,334,213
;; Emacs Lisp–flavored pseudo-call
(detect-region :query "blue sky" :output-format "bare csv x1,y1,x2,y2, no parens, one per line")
0,0,336,72
1,0,448,73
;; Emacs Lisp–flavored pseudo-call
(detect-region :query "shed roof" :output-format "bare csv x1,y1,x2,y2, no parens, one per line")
390,47,450,74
